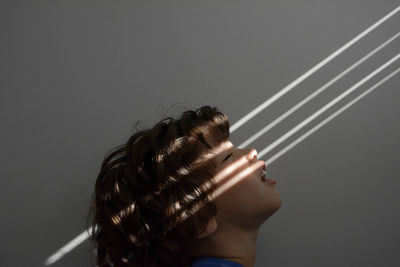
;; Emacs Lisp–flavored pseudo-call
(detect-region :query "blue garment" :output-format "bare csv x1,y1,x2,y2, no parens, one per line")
191,257,245,267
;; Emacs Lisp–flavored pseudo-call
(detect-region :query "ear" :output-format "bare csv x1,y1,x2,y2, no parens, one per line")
196,217,218,239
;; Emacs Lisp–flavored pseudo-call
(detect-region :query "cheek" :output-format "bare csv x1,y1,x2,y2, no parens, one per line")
213,168,263,207
231,175,263,204
215,177,256,207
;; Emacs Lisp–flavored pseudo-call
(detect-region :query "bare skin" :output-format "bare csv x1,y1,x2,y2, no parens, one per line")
189,140,283,267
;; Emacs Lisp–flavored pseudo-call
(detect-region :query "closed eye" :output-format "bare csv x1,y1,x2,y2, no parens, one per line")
223,153,233,162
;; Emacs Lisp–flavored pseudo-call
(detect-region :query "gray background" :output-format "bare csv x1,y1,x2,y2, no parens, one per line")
1,1,399,266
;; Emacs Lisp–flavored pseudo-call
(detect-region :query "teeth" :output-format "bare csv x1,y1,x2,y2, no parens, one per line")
261,169,271,181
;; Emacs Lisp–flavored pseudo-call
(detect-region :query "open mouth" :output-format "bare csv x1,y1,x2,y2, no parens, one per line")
261,164,276,185
261,164,267,181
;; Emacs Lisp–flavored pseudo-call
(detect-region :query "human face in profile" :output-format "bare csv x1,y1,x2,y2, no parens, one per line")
211,140,282,229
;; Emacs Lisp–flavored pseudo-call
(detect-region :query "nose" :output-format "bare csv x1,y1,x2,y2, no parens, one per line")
246,147,258,163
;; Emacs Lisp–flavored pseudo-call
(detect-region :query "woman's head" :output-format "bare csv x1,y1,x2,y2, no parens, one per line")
187,139,282,262
206,139,283,230
88,105,282,267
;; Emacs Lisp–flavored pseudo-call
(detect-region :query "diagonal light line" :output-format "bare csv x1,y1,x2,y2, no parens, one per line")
257,52,400,159
44,6,400,265
264,67,400,166
230,6,400,134
44,58,400,267
238,31,400,149
43,226,94,266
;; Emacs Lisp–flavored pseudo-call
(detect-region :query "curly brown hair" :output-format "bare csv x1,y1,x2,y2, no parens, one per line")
87,105,230,267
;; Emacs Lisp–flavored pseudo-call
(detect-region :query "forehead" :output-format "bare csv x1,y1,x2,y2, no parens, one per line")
212,139,234,157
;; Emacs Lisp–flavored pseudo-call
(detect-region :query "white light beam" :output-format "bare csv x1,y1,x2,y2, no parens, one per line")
257,52,400,159
230,6,400,134
43,226,94,266
238,32,400,149
43,6,400,265
264,67,400,166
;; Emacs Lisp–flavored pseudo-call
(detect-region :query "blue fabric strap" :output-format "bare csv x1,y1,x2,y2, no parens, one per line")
191,257,246,267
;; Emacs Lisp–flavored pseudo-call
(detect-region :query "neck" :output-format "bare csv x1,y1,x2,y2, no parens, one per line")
190,225,259,267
